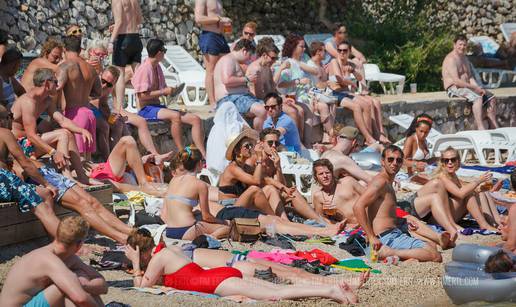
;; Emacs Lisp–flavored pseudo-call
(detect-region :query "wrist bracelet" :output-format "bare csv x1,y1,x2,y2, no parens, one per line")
256,160,262,164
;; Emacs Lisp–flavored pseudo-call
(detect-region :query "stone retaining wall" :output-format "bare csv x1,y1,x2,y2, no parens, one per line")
1,0,514,60
130,96,516,155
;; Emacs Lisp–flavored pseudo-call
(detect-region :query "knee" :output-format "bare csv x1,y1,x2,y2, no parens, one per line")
190,115,202,126
254,105,267,118
133,115,147,127
120,136,137,146
431,250,443,262
263,185,279,195
248,185,261,194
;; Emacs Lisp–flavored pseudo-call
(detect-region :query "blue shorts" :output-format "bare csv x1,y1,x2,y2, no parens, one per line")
217,94,262,115
138,104,167,121
333,90,355,102
0,169,42,213
90,105,103,119
199,31,230,55
39,165,76,202
377,227,426,250
23,290,50,307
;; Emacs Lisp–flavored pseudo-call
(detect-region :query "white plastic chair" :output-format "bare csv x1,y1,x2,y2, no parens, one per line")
303,33,332,47
198,167,220,186
500,23,516,42
278,152,313,199
142,45,208,106
363,63,405,94
124,88,138,113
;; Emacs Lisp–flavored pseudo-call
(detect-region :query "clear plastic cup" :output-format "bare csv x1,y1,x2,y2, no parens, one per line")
410,83,417,93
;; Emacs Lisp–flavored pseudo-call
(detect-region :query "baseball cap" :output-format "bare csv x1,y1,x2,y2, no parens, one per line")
338,126,359,139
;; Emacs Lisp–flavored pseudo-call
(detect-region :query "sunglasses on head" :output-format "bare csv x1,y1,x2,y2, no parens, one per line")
244,31,255,36
101,78,113,88
68,28,82,36
441,157,458,164
386,157,404,164
338,48,349,53
266,140,280,147
264,104,279,111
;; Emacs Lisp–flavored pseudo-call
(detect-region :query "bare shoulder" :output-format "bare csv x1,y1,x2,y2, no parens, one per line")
369,175,387,191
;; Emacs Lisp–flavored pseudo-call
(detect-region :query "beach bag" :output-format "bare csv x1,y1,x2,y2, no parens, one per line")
230,218,261,242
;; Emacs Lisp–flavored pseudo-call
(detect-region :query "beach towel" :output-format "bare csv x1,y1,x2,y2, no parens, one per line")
461,165,515,175
459,228,499,236
290,249,338,265
332,259,381,274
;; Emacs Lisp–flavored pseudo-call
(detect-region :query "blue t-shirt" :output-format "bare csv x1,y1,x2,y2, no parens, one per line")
263,112,302,153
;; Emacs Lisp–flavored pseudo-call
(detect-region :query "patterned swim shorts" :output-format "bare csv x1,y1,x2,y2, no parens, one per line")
0,169,42,212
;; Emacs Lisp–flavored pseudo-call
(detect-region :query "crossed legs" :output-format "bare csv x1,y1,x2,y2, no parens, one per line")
157,108,206,158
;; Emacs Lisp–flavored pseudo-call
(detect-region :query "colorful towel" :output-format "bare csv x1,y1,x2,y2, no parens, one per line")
331,259,381,274
459,228,499,236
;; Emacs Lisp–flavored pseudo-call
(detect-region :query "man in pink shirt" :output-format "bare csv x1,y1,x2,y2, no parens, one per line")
132,39,206,157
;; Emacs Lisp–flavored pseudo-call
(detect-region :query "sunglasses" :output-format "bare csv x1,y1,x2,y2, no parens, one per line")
68,28,82,36
101,78,113,88
338,31,347,34
441,157,458,164
266,140,280,147
386,157,404,164
241,143,254,150
160,47,167,53
338,48,349,53
264,104,279,111
244,31,256,36
267,54,278,61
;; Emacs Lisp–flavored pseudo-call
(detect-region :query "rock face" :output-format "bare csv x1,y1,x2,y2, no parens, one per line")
1,0,514,63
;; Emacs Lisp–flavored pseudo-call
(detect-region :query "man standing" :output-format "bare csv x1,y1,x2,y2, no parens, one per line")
195,0,232,109
442,34,498,130
214,39,266,130
110,0,143,114
262,93,302,153
21,39,63,89
353,145,442,262
57,36,101,160
132,38,206,157
0,216,107,306
12,68,95,185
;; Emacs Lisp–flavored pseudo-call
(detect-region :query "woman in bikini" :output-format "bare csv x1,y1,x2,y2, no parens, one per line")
214,128,344,237
125,229,359,304
328,41,388,145
402,114,436,176
162,145,228,240
434,146,500,233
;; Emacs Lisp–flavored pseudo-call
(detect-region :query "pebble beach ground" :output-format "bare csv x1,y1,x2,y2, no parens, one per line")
0,232,501,307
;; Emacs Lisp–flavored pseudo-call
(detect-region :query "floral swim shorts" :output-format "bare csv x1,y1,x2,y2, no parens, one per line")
0,169,42,212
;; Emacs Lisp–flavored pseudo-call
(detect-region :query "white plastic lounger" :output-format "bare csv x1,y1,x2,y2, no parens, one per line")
389,114,442,148
279,152,313,199
494,127,516,143
363,64,405,95
455,131,516,165
501,23,516,42
303,33,332,47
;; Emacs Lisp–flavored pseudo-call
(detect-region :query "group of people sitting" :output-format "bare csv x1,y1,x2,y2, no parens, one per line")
0,0,515,304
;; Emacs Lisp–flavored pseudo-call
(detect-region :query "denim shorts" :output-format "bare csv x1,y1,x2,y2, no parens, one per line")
217,94,262,115
377,227,426,250
199,31,230,55
332,90,355,102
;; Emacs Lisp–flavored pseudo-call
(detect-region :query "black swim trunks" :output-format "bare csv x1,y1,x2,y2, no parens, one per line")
112,33,143,66
215,206,262,220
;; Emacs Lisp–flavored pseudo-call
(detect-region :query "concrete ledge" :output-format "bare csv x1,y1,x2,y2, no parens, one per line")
130,87,516,154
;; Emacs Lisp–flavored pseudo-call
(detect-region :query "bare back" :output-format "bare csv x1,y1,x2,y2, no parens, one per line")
0,246,78,306
112,0,142,34
163,174,202,227
213,53,247,101
10,94,49,138
59,57,99,109
247,60,274,99
442,51,472,89
333,177,363,223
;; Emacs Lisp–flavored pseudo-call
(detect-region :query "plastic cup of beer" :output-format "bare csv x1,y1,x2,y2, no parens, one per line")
481,180,493,192
323,202,337,216
410,83,417,94
108,113,118,125
223,23,232,34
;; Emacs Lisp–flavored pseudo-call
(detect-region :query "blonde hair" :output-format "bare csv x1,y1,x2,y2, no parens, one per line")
56,216,89,246
433,146,460,178
244,21,257,31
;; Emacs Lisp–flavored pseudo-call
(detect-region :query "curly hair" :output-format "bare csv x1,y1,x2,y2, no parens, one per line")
127,228,155,256
282,33,304,59
40,39,63,58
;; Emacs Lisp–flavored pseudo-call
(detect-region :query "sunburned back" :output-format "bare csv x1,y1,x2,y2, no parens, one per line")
114,0,142,34
368,177,398,235
62,58,96,109
164,175,200,227
213,54,247,101
0,248,54,306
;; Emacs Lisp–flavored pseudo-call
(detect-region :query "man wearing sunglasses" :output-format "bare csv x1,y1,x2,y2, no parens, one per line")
0,216,106,307
132,38,206,158
353,145,442,262
12,68,96,186
262,93,302,153
21,39,64,91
